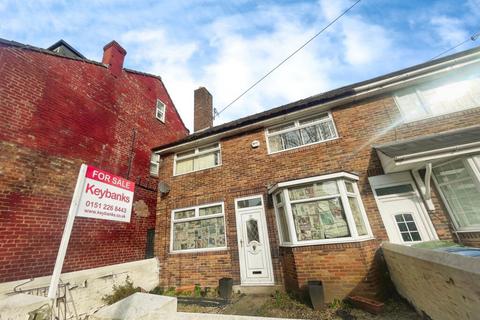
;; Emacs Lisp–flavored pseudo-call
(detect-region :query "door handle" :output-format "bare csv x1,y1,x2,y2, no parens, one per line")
240,239,244,247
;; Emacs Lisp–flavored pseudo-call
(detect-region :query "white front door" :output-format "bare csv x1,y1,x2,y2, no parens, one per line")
369,172,438,245
235,196,274,285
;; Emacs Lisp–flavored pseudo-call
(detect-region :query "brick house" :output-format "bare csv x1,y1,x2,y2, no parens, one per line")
0,38,188,283
152,46,480,302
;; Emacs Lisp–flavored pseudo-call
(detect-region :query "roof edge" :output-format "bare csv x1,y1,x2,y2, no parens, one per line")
152,45,480,152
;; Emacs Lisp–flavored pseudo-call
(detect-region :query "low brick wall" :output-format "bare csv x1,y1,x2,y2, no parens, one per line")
383,243,480,320
0,258,159,320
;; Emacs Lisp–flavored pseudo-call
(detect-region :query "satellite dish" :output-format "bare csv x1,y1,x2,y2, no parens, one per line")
158,181,171,194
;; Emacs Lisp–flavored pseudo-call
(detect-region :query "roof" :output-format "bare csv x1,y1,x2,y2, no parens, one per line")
0,37,164,81
0,37,189,133
153,45,480,152
47,39,86,59
374,125,480,158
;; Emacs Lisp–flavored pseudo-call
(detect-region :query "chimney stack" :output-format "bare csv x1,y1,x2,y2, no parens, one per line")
194,87,213,132
102,41,127,77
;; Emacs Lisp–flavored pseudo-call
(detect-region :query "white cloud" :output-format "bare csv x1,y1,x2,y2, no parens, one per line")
121,29,199,130
430,16,468,47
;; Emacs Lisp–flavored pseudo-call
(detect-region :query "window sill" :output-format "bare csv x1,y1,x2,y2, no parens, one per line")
455,229,480,233
279,236,375,248
169,247,228,255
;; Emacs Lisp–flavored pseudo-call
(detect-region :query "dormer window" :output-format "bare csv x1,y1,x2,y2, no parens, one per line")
266,112,338,154
156,99,166,123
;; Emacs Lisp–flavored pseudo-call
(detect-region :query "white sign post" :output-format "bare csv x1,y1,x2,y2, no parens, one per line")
47,164,135,300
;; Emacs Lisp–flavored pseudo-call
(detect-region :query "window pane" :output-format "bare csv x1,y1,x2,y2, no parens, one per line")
348,197,368,236
275,192,283,205
420,76,480,116
268,134,283,152
434,160,480,228
433,159,470,184
198,143,219,152
174,209,195,220
395,89,428,121
282,130,302,149
194,151,218,170
268,122,295,133
289,181,338,201
375,184,413,196
345,181,355,193
277,206,290,242
199,205,222,216
173,217,225,251
299,114,329,125
246,219,260,243
177,149,195,158
176,158,194,174
238,198,262,208
292,198,350,241
395,213,422,242
317,120,336,140
300,126,320,145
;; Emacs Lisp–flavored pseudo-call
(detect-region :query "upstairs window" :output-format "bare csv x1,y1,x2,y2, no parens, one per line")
150,153,160,176
394,64,480,122
156,99,166,122
266,112,338,153
174,143,221,175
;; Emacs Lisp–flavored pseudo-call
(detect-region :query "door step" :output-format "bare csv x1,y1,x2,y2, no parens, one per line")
233,285,284,295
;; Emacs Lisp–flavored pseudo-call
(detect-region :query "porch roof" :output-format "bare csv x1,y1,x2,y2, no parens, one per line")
374,125,480,173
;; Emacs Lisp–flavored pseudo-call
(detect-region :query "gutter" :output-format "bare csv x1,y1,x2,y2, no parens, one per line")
153,50,480,155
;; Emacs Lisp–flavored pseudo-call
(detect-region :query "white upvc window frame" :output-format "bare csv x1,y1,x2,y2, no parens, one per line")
393,63,480,123
430,156,480,232
272,173,373,247
170,202,227,254
150,152,160,177
265,112,339,154
156,99,166,123
173,143,221,176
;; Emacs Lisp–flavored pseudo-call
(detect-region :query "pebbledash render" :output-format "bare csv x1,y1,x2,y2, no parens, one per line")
152,47,480,302
0,38,188,283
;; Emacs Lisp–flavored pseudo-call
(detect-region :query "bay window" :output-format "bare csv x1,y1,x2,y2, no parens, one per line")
171,203,226,253
266,112,338,153
272,172,372,246
432,156,480,231
174,143,221,175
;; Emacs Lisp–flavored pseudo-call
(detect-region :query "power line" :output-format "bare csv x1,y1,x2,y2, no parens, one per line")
430,30,480,61
213,0,362,119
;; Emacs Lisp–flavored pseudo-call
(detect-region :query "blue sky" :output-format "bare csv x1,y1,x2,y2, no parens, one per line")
1,0,479,130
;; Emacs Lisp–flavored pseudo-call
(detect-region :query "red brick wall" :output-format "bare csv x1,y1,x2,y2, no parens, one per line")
0,44,188,282
155,89,480,299
280,240,381,302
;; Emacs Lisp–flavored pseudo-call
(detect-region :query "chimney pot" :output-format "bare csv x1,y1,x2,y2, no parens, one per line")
102,40,127,77
194,87,213,132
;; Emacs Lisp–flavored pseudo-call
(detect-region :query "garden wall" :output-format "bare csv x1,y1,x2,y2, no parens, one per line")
0,258,159,320
383,243,480,320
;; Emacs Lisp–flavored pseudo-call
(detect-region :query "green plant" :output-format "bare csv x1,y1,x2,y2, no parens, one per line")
163,287,177,296
102,277,140,305
194,284,202,297
149,286,164,295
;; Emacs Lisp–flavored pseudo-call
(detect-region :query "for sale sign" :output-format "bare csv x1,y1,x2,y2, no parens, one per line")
76,165,135,222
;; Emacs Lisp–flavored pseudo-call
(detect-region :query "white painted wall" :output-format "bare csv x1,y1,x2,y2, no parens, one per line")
0,258,159,320
383,243,480,320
